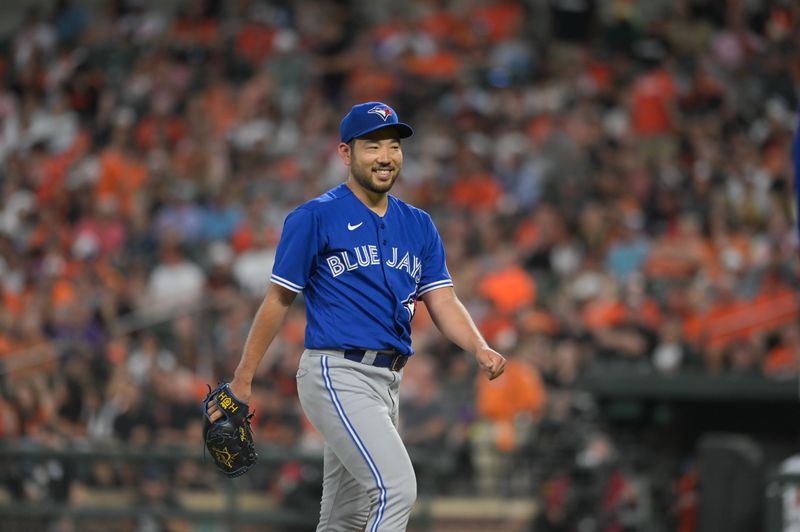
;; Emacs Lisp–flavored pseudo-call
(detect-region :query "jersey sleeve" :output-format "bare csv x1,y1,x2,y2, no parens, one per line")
270,207,320,292
417,214,453,296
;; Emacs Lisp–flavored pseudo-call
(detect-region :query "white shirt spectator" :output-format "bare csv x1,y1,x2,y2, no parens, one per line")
22,100,79,153
233,245,276,297
145,247,206,313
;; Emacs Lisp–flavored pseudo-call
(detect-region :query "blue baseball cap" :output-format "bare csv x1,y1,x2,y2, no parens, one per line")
339,102,414,144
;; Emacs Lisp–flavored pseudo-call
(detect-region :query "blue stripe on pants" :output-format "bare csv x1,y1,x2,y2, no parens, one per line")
320,355,387,531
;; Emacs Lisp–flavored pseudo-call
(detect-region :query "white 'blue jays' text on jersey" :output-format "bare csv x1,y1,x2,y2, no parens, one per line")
270,183,453,356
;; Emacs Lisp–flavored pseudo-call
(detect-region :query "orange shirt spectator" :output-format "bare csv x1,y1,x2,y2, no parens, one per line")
346,65,398,103
478,313,516,345
478,264,536,314
235,22,275,66
2,285,35,320
526,115,556,143
645,221,714,279
202,82,238,139
51,277,78,309
584,287,662,331
764,344,798,376
675,466,698,532
0,333,18,358
0,397,19,437
450,172,503,212
514,204,565,256
169,17,219,48
95,147,148,218
583,299,627,330
34,130,90,206
586,59,613,93
477,358,546,422
630,67,678,136
418,9,473,47
477,357,547,451
519,308,559,336
135,114,187,151
764,324,800,378
403,51,460,81
469,1,524,42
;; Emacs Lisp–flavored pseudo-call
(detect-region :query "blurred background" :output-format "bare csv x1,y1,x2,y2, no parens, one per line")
0,0,798,530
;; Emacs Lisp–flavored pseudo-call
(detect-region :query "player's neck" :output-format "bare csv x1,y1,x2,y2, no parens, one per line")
346,180,389,216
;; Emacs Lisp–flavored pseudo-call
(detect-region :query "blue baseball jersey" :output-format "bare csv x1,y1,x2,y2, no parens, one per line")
270,183,453,355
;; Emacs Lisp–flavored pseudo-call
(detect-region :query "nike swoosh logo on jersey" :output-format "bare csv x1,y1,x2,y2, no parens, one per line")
347,222,363,231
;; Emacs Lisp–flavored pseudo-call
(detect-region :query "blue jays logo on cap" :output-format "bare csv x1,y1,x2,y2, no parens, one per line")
368,105,392,121
340,101,414,143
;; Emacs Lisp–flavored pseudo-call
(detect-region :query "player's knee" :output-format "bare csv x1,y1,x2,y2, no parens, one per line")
398,478,417,510
389,470,417,512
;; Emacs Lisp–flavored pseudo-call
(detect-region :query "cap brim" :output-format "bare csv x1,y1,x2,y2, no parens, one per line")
344,122,414,143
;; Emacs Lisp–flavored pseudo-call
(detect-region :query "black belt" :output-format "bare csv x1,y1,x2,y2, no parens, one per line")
343,349,408,371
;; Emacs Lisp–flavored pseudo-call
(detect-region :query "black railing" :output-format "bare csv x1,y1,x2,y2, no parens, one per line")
0,442,456,531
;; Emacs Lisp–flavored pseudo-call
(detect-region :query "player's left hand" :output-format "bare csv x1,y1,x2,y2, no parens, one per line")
202,383,258,477
476,346,506,380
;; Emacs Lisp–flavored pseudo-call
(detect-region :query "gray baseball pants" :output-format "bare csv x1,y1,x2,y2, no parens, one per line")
296,349,417,531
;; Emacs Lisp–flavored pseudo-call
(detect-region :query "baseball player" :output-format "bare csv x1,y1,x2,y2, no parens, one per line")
207,101,506,531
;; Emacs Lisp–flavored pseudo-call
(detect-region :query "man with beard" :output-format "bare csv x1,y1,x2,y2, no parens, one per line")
207,101,506,531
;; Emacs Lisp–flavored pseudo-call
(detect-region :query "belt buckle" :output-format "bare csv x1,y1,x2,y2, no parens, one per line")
390,354,406,371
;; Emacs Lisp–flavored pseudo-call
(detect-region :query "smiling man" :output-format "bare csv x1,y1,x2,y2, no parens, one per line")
206,101,506,531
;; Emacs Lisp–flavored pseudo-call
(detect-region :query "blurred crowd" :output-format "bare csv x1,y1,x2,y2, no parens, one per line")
0,0,798,530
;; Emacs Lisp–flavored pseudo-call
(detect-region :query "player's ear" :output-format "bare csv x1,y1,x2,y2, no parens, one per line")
338,142,352,166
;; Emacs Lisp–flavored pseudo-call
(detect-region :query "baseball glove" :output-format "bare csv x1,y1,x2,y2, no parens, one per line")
202,383,258,478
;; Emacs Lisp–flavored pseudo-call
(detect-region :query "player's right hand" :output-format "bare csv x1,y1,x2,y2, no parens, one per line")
206,377,252,423
476,346,506,380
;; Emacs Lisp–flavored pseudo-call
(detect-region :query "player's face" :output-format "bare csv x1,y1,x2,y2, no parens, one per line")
346,128,403,194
